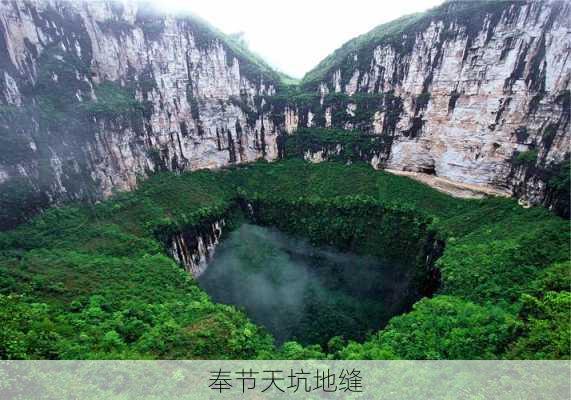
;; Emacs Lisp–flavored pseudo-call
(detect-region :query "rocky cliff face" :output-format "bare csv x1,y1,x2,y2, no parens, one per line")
169,219,225,277
1,0,569,229
288,0,570,209
0,0,280,228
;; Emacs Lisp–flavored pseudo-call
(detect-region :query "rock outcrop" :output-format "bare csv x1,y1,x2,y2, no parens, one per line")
289,0,570,209
1,0,569,229
0,0,280,228
168,219,225,277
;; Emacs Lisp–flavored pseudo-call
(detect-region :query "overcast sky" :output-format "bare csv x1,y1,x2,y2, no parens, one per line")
155,0,444,78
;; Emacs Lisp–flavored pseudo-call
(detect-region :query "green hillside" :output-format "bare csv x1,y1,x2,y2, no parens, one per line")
1,157,568,360
301,0,517,89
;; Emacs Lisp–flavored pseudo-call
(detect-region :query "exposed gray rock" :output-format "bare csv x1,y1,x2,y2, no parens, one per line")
293,0,570,206
0,0,279,208
1,0,569,227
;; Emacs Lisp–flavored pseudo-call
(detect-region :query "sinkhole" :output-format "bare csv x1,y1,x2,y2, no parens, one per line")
197,223,437,347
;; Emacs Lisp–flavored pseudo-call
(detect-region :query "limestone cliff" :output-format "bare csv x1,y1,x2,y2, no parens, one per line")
0,0,280,228
1,0,569,229
285,0,570,212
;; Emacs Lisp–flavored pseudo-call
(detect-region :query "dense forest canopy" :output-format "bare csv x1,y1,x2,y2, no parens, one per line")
0,158,568,360
0,0,569,363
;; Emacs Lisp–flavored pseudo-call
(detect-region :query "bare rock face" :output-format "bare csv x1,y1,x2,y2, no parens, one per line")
169,219,225,277
0,0,569,228
294,0,570,208
0,0,279,221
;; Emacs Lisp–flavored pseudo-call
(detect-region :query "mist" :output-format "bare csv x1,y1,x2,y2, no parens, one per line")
154,0,444,78
198,224,420,346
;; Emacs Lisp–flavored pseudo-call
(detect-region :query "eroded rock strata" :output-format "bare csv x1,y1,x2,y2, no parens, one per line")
0,0,569,228
0,0,279,221
285,0,570,209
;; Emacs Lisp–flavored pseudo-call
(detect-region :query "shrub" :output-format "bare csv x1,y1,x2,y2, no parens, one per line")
515,149,539,166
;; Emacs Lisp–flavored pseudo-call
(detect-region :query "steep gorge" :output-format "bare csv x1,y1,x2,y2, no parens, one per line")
0,0,569,230
278,0,570,212
0,0,281,228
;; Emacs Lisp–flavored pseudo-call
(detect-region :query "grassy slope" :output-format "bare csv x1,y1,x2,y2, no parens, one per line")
182,12,295,86
300,0,517,89
301,12,423,87
0,160,568,359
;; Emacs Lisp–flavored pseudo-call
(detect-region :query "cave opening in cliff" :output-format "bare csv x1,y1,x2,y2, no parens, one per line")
196,222,437,347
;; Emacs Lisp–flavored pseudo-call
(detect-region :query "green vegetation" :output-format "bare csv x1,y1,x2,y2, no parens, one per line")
0,179,49,231
81,81,149,119
32,45,92,126
263,91,402,134
284,128,390,162
301,1,517,89
0,158,568,360
31,45,148,126
338,295,516,359
515,149,539,166
545,155,571,218
415,92,431,110
0,0,566,362
507,268,570,359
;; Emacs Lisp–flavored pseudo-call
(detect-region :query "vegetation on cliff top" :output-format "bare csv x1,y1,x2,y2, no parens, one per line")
0,159,568,360
141,7,294,87
186,13,292,86
301,0,518,89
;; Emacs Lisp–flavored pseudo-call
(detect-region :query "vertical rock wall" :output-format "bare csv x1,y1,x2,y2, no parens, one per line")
0,0,280,227
291,0,570,207
168,219,225,277
1,0,569,228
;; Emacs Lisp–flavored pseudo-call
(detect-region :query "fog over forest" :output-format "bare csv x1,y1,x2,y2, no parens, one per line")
199,224,418,345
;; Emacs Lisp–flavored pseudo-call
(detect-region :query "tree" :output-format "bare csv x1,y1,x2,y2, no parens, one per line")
338,296,517,359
